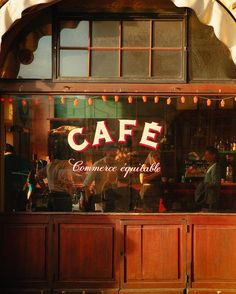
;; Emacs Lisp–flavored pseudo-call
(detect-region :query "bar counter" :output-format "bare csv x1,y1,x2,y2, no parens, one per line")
1,212,236,293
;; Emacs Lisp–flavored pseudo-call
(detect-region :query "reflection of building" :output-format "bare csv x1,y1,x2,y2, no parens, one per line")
0,0,236,293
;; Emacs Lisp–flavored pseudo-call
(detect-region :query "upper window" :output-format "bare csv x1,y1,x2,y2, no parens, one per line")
58,17,186,81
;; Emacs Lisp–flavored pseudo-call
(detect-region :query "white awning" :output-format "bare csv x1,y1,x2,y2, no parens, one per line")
171,0,236,65
0,0,236,65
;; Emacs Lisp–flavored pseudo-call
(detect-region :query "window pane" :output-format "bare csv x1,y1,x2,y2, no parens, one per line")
123,21,150,47
122,51,149,77
60,50,88,77
152,51,182,79
153,20,183,47
92,21,119,47
91,51,119,77
18,36,52,79
60,21,89,47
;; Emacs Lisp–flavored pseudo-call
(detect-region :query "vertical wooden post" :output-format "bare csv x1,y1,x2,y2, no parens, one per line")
0,101,4,212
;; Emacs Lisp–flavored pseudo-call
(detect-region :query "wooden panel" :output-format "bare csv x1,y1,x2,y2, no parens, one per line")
53,289,118,294
1,290,51,294
58,223,115,281
122,220,186,288
120,290,184,294
189,214,236,289
0,214,51,288
188,290,236,294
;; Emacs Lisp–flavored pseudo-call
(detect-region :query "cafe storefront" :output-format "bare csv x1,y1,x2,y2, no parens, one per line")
0,0,236,293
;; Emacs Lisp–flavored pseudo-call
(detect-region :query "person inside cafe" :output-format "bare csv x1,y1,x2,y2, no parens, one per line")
4,143,31,211
83,146,118,211
36,148,76,212
104,170,140,212
139,150,163,212
195,146,221,211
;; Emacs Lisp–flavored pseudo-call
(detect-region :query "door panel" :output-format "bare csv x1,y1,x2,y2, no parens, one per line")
121,219,187,289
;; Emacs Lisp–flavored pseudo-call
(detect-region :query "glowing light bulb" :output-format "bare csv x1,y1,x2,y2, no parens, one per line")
220,99,225,108
114,95,119,103
102,95,107,102
167,97,171,105
73,98,79,107
154,96,159,104
193,96,198,104
8,97,13,103
128,96,133,104
234,96,236,102
61,96,65,105
142,95,147,103
206,99,211,107
35,98,40,105
180,96,185,103
21,99,27,107
0,97,5,103
48,95,53,101
88,98,93,106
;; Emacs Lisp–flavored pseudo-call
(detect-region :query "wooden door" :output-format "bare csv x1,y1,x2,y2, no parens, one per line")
120,216,187,291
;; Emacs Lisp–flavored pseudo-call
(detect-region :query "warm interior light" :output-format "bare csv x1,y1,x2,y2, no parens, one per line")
220,99,225,108
114,95,119,103
102,95,107,102
154,96,159,104
206,99,211,107
180,96,185,103
128,96,133,104
34,98,40,106
142,95,147,103
193,96,198,104
234,96,236,102
21,99,27,107
167,97,171,105
88,98,93,106
48,95,53,101
0,97,5,103
61,96,65,105
8,97,13,103
73,98,79,107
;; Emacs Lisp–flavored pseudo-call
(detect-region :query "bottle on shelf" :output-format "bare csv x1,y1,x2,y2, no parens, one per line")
216,140,225,152
225,164,233,182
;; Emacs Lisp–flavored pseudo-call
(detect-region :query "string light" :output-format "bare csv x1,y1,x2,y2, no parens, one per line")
167,97,172,105
48,95,53,101
220,99,225,108
60,96,65,105
154,96,159,104
34,98,40,106
114,95,119,103
8,97,13,103
0,97,5,103
142,95,147,103
206,99,211,107
73,98,79,107
21,99,27,107
180,96,185,103
128,96,133,104
88,98,93,106
193,96,198,104
102,95,107,102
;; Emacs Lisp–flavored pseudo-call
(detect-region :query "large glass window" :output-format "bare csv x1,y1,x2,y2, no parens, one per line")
3,95,236,213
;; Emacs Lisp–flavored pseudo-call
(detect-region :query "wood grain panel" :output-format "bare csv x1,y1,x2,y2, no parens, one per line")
122,220,186,288
0,224,48,281
192,224,236,288
120,290,184,294
58,224,115,281
188,290,236,294
53,289,118,294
